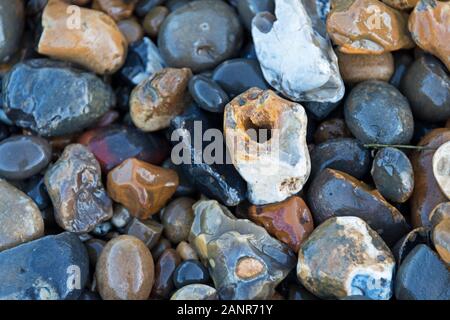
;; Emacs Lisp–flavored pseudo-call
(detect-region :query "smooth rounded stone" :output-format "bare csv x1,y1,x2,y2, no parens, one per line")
389,51,414,88
0,0,24,62
130,67,192,132
151,248,181,299
411,129,450,227
92,0,137,21
409,0,449,71
297,216,395,300
38,0,127,75
119,37,166,85
117,18,144,44
248,196,314,253
158,0,243,73
381,0,418,9
395,244,450,300
252,0,344,103
189,200,296,300
326,0,414,54
161,197,196,244
84,126,169,173
176,241,199,261
23,175,50,210
392,227,430,264
302,100,341,120
344,80,414,145
0,135,51,180
0,179,44,252
107,158,179,220
96,235,155,300
430,202,450,227
151,237,172,261
125,218,163,250
45,144,113,233
224,88,311,205
236,0,274,30
432,219,450,264
371,147,414,203
0,232,89,300
171,284,218,300
162,158,197,197
143,6,169,38
212,58,268,98
188,75,229,113
135,0,165,16
173,260,210,289
307,169,409,245
400,56,450,122
165,0,189,11
111,204,132,229
313,118,351,144
337,52,394,84
170,106,247,206
2,59,115,137
310,138,370,180
85,238,106,268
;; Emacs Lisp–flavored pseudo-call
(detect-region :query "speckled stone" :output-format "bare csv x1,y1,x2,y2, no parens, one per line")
161,197,196,244
297,216,396,300
0,0,24,62
171,284,218,300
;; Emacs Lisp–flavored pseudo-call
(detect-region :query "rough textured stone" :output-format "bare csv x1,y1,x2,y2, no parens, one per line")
224,88,310,205
337,52,394,84
433,141,450,199
189,200,296,300
45,144,113,233
171,284,218,300
161,197,196,244
0,0,24,63
297,216,395,300
252,0,344,103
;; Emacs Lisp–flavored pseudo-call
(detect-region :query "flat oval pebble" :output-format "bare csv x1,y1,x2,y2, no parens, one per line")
96,235,155,300
171,284,218,300
297,216,395,300
0,135,51,180
0,0,24,62
161,197,196,244
151,248,181,299
337,52,394,84
173,259,210,289
188,75,229,113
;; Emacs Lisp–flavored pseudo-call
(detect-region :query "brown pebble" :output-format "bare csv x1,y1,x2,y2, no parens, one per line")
162,197,196,244
381,0,418,10
432,218,450,265
125,218,163,250
176,241,199,261
117,17,143,44
92,0,137,21
314,118,352,144
143,6,169,38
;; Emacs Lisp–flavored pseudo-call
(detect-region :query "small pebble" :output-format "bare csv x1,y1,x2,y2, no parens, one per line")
111,204,132,229
171,284,218,300
392,227,431,264
337,52,394,84
162,197,196,244
117,17,144,44
151,248,181,299
313,118,351,144
176,241,199,261
143,6,169,38
188,75,229,113
125,218,163,250
173,259,210,289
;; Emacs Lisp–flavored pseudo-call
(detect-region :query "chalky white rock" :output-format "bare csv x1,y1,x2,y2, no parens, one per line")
433,141,450,200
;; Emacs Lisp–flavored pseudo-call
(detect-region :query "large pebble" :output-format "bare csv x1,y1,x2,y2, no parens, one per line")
0,0,24,62
45,144,113,233
2,59,115,137
161,197,196,244
171,284,218,300
297,216,395,300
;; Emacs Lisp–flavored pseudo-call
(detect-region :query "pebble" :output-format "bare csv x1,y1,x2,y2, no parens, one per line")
237,0,274,30
107,158,179,220
23,174,50,210
395,244,450,300
170,105,247,206
337,52,394,84
38,0,127,75
400,55,450,123
224,88,311,205
151,237,172,261
130,67,192,132
91,221,113,237
313,118,351,144
117,18,144,44
390,51,414,88
158,0,243,73
381,0,418,10
0,232,89,300
252,0,345,103
161,197,196,244
392,227,430,264
93,0,136,21
302,100,341,120
0,179,44,252
310,138,371,180
151,248,181,299
248,196,314,252
111,204,132,229
173,259,210,289
85,238,106,268
96,235,155,300
2,59,115,137
371,147,414,203
297,216,395,300
344,80,414,145
211,58,268,98
125,218,163,250
429,202,450,227
0,0,24,62
162,158,197,197
0,135,52,180
326,0,414,54
432,219,450,265
171,284,218,300
44,144,113,233
432,141,450,200
307,168,409,245
189,200,296,300
143,6,169,38
176,241,199,261
188,75,230,113
409,0,450,71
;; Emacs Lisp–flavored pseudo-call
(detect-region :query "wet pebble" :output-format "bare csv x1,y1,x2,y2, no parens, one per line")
162,197,196,244
171,284,218,300
151,248,181,299
117,18,144,44
143,6,169,38
111,204,132,229
173,259,210,289
176,241,199,261
313,118,351,144
188,75,229,113
337,52,394,84
125,218,163,250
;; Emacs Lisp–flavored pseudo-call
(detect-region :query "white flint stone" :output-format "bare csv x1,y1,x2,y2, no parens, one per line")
433,141,450,200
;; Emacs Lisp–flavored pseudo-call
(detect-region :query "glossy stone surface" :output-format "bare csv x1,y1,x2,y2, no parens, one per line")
0,0,24,62
96,235,155,300
130,67,192,132
400,56,450,123
344,81,414,145
297,216,395,300
151,237,172,261
307,169,409,245
0,135,51,180
310,138,371,180
188,75,229,113
0,232,89,300
125,218,163,250
248,196,314,252
326,0,414,54
158,0,243,73
162,197,196,244
337,52,394,84
0,179,44,252
173,259,210,289
313,118,351,144
237,0,274,30
189,200,296,300
392,227,430,264
117,18,144,44
252,0,345,103
2,59,115,137
224,88,310,205
395,244,450,300
371,147,414,203
107,158,179,219
111,204,132,229
151,248,181,299
176,241,199,261
143,6,169,38
171,284,218,300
